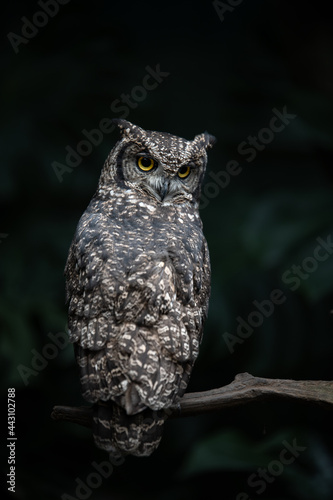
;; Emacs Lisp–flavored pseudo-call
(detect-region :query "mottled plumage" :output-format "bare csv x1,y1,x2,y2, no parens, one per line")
65,119,215,456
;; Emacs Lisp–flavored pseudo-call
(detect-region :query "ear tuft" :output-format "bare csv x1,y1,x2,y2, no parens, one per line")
193,132,216,150
111,118,132,131
112,119,146,141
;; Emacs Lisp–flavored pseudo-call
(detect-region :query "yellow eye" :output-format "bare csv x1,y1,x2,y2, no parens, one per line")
137,156,155,172
178,165,191,178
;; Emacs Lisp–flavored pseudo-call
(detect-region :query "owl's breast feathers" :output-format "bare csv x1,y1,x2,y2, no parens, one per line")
65,197,210,448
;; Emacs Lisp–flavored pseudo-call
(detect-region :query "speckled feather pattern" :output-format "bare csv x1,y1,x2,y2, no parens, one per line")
65,120,215,456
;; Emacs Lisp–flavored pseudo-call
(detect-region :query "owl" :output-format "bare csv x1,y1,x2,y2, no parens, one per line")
65,119,215,457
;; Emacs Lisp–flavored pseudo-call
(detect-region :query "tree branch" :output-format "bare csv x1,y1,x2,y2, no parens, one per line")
51,372,333,427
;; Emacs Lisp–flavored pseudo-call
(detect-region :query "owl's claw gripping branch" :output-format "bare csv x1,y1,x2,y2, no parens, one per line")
51,372,333,429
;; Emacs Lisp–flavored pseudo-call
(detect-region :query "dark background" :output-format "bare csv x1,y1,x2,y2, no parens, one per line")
1,0,333,499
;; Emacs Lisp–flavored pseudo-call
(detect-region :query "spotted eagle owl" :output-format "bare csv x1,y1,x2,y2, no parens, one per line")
65,119,215,457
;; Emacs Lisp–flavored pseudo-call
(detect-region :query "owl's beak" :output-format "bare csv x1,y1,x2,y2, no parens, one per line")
144,178,170,202
158,180,169,201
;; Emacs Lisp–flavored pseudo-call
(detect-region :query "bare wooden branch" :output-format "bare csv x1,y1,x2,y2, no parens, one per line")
51,372,333,427
52,405,93,428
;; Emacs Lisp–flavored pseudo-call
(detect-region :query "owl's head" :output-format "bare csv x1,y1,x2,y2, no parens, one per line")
99,120,215,205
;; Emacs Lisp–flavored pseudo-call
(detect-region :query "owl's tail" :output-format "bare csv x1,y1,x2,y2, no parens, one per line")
92,403,167,457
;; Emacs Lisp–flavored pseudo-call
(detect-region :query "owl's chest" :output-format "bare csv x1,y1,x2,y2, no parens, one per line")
113,201,200,246
82,198,203,269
